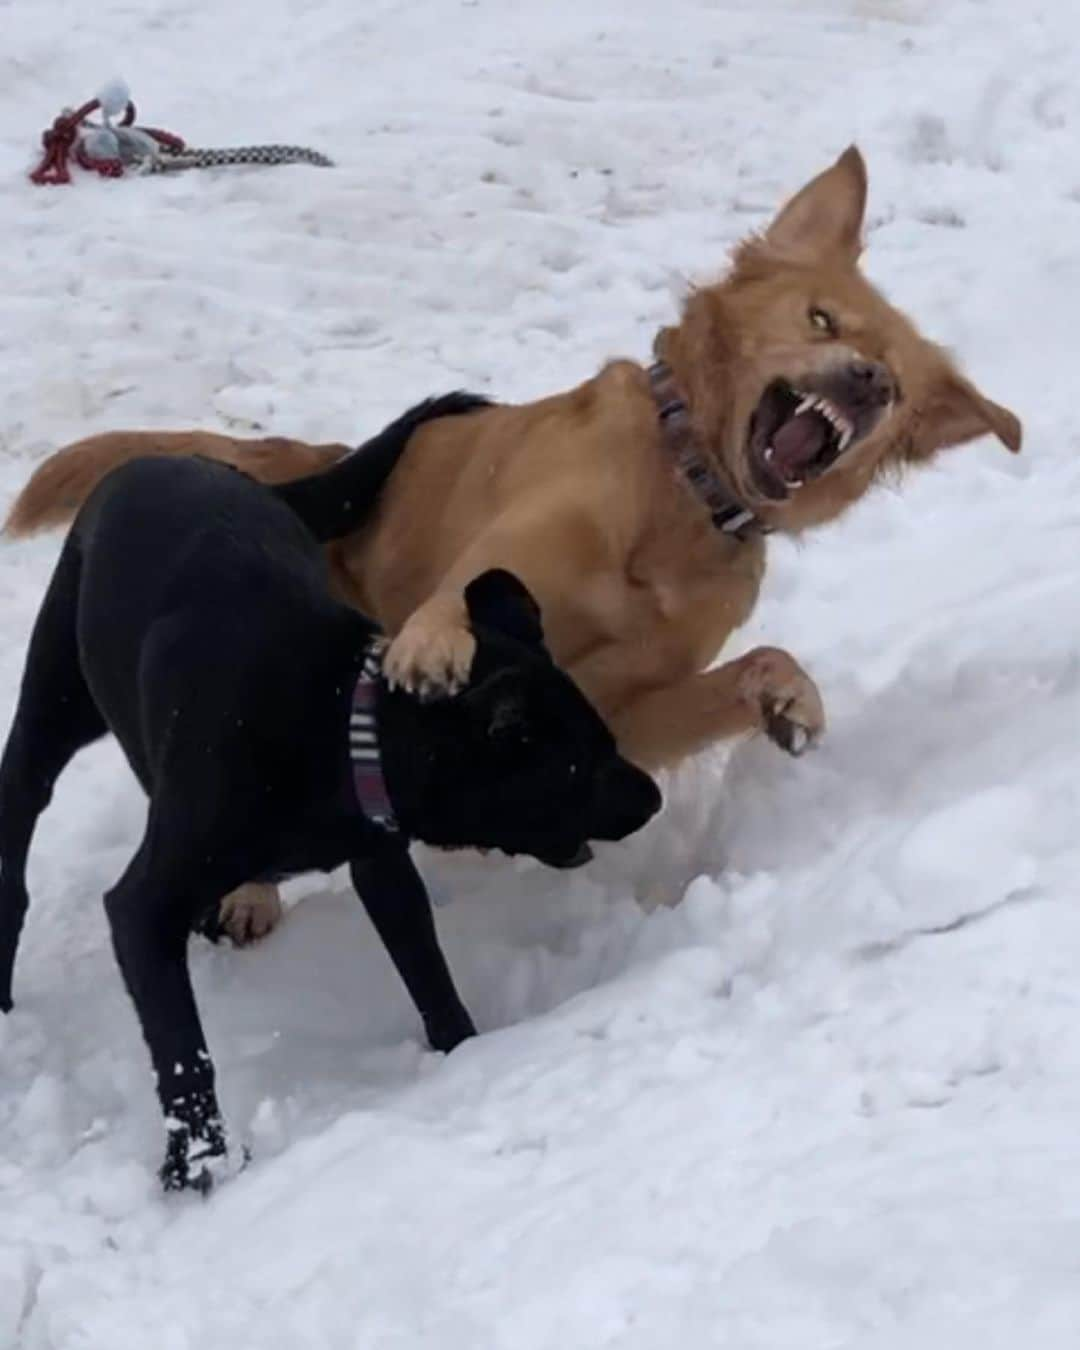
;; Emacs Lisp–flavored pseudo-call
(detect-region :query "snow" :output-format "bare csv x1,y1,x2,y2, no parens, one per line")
3,0,1080,1345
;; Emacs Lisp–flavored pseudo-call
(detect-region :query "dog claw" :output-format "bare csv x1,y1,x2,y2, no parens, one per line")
384,614,476,703
786,722,809,756
736,647,825,757
188,1165,215,1198
763,705,820,756
413,667,467,702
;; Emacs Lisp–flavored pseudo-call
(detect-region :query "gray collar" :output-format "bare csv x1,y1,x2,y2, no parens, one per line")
648,361,767,539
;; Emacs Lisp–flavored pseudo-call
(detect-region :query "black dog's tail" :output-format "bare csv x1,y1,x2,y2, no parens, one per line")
272,392,492,543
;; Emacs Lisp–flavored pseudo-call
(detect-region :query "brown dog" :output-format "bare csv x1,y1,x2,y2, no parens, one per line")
6,146,1020,935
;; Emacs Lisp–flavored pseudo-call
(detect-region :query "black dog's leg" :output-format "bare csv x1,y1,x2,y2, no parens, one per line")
104,833,241,1193
0,541,107,1011
350,843,476,1053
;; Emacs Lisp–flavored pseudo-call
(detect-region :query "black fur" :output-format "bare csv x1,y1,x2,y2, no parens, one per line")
0,398,659,1193
272,390,492,541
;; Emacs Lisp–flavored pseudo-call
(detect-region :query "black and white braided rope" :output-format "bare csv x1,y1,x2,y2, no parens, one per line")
148,143,333,173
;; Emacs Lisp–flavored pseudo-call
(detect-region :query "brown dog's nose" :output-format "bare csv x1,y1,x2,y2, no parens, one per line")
846,359,896,409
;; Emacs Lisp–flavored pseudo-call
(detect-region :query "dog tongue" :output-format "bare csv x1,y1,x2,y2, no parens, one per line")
770,411,829,477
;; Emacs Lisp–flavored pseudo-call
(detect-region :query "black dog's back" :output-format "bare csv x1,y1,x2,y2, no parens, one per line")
77,455,329,616
68,459,344,800
76,454,327,618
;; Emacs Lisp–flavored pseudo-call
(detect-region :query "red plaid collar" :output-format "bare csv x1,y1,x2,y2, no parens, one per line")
648,361,767,540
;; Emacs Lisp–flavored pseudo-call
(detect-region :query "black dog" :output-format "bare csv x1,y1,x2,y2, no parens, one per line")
0,394,660,1191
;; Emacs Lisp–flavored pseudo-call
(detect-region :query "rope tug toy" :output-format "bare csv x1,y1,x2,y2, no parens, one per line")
29,79,334,186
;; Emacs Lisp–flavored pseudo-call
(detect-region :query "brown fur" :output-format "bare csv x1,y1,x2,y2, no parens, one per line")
6,145,1021,782
7,430,349,536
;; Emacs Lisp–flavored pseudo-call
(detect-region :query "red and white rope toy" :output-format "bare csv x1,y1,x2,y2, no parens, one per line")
30,79,333,186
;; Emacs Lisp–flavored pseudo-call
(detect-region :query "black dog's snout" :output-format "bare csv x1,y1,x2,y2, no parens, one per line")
593,764,662,840
845,359,896,409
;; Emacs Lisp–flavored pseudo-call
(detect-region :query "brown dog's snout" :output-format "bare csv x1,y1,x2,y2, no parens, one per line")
844,359,896,409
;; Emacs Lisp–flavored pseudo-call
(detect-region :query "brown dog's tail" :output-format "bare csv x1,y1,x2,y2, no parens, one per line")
4,429,352,538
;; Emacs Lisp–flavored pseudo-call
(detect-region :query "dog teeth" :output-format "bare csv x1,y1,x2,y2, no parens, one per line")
764,445,776,463
800,395,854,450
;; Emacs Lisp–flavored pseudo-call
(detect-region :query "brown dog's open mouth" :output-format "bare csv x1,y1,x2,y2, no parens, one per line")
747,381,857,501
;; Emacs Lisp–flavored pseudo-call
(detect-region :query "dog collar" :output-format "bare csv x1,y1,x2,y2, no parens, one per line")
648,361,767,539
349,642,398,833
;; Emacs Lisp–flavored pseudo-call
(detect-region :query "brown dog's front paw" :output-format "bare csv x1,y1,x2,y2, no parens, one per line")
384,602,476,698
735,647,825,756
219,882,283,946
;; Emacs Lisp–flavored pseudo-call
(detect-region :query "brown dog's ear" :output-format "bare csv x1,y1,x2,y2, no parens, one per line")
763,145,868,264
909,372,1023,459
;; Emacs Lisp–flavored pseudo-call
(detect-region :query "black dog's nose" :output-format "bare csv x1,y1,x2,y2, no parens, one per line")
592,763,662,840
845,360,896,409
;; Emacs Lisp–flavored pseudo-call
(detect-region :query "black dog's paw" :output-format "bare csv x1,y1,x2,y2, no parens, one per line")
425,1004,478,1054
160,1118,229,1195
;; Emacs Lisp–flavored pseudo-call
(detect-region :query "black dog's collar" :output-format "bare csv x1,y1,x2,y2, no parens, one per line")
349,642,397,833
648,361,767,540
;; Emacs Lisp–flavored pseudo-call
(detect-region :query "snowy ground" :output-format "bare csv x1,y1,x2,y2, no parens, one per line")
3,0,1080,1345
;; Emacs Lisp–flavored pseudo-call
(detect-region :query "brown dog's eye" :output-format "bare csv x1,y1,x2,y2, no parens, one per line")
809,307,837,337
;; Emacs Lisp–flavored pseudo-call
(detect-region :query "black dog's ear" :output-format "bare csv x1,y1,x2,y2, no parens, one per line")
461,668,533,748
464,569,545,650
